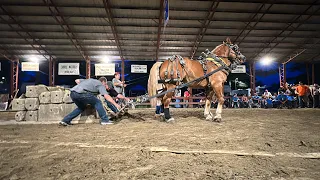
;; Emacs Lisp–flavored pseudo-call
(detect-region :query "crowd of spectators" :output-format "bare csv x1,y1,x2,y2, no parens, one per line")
180,82,320,109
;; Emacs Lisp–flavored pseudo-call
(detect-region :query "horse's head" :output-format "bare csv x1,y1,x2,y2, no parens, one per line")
212,37,246,65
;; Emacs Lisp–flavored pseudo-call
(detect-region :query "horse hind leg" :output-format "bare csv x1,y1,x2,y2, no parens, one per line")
204,91,214,120
162,91,175,123
212,84,224,123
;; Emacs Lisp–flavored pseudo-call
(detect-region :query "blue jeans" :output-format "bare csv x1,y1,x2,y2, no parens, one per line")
298,96,304,108
62,91,109,123
105,100,119,113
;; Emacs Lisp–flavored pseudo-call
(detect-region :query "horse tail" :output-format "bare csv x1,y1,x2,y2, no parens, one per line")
148,61,163,107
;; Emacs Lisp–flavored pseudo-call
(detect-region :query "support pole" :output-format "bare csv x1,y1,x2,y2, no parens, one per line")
86,57,91,79
121,58,125,82
306,64,310,85
312,63,315,84
10,59,19,98
49,56,55,86
279,63,286,87
249,62,256,96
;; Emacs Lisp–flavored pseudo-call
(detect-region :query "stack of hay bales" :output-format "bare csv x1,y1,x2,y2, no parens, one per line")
12,85,79,122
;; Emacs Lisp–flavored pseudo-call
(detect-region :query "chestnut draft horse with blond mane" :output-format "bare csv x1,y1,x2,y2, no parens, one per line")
148,38,246,122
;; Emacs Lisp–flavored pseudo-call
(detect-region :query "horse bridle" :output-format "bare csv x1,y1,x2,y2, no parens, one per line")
223,43,243,65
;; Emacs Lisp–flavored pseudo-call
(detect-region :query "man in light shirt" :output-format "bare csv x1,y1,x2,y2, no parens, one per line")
60,77,120,126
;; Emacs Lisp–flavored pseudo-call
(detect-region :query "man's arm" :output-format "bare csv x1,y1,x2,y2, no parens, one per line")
116,93,130,101
104,94,121,110
75,79,84,85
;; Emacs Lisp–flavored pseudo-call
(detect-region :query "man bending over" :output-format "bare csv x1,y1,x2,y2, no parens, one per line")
60,77,120,126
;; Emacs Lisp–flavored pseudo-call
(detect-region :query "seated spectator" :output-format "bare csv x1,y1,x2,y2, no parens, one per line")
251,93,261,108
232,94,240,108
241,94,249,108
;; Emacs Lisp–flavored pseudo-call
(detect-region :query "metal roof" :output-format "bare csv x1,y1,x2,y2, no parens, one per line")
0,0,320,62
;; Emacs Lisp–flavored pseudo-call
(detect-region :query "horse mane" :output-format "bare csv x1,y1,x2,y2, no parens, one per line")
211,44,224,53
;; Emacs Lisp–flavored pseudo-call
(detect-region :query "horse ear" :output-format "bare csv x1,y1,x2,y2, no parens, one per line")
226,37,232,44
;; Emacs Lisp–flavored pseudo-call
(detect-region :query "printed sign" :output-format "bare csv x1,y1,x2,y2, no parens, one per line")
95,63,115,76
58,63,79,75
131,65,147,73
21,62,39,71
231,65,246,73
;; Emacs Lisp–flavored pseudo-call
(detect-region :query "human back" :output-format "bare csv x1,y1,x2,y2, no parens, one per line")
71,78,108,95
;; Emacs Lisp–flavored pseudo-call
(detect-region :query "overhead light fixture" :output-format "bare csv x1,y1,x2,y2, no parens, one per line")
102,56,110,63
28,56,40,63
260,56,273,66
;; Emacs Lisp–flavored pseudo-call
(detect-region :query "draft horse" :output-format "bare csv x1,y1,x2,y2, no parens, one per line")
148,38,246,122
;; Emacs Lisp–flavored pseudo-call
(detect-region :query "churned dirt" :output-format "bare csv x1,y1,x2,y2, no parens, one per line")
0,108,319,180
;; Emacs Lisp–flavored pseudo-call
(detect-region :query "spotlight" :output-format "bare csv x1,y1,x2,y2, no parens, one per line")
28,56,40,63
102,56,110,63
261,56,273,66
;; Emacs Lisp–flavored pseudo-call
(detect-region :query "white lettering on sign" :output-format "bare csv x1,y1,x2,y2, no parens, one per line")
21,62,39,71
95,63,115,76
58,63,80,75
131,65,147,73
231,65,246,73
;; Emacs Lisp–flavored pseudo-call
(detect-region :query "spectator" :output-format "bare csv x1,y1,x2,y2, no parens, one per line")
278,86,286,95
311,83,320,108
155,89,164,116
263,89,272,99
241,94,249,108
184,88,191,108
232,94,240,108
296,82,308,108
112,72,127,95
112,72,127,107
174,89,182,108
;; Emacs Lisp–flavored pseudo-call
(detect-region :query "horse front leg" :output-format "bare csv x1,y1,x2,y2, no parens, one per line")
162,91,175,122
212,83,224,122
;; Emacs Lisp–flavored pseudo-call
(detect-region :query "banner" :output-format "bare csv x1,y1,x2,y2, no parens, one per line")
164,0,169,27
95,63,115,76
21,62,39,71
231,65,246,73
131,65,147,73
58,63,79,75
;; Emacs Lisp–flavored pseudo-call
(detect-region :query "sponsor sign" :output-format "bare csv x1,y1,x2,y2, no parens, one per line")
21,62,39,71
131,65,147,73
58,63,80,75
231,65,246,73
95,63,115,76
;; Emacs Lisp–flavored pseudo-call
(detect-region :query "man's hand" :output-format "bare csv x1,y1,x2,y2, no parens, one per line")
123,84,127,87
115,104,121,110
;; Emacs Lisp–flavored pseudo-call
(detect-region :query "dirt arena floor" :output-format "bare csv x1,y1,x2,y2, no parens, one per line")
0,108,319,180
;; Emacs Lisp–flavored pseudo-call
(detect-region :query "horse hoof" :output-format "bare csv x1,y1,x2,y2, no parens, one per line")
165,117,175,123
213,118,222,123
205,115,213,121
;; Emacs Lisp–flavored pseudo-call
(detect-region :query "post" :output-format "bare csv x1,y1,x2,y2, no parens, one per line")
86,57,91,79
279,63,286,87
306,63,310,85
121,58,125,82
49,57,55,86
311,63,315,84
10,59,19,98
249,62,256,96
